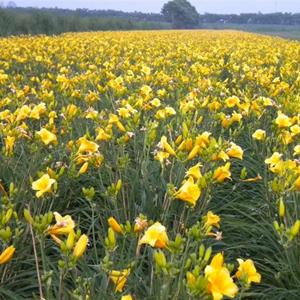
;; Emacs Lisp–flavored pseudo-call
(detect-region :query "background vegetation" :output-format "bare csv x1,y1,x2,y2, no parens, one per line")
0,5,299,37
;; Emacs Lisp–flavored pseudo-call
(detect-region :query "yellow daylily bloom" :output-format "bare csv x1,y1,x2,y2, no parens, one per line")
174,176,201,207
252,129,266,141
0,245,15,264
205,253,238,300
225,96,240,108
37,128,57,145
96,128,111,141
121,295,133,300
291,124,300,136
265,152,282,166
151,98,161,107
160,136,176,156
204,211,221,228
212,151,229,162
226,143,243,160
77,137,99,153
48,212,75,235
185,163,202,180
32,174,56,198
139,222,168,248
236,259,261,284
195,131,211,148
293,145,300,156
275,112,291,128
109,268,131,292
213,163,231,183
5,136,16,156
154,151,170,163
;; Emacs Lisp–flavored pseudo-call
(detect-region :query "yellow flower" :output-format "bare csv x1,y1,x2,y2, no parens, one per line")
160,136,176,156
77,137,99,153
32,174,56,198
205,253,238,300
139,222,168,248
225,96,240,108
264,152,282,166
48,212,75,235
5,136,16,156
294,176,300,190
236,259,261,284
195,131,211,148
204,211,221,228
275,112,291,128
291,124,300,136
0,246,15,264
212,151,229,162
96,128,111,141
185,163,202,180
134,217,148,233
121,295,133,300
36,128,57,145
73,234,88,259
213,163,231,183
252,129,266,141
109,268,131,292
174,176,201,207
154,151,170,163
294,145,300,156
226,143,243,160
231,111,242,123
151,98,161,107
108,217,123,234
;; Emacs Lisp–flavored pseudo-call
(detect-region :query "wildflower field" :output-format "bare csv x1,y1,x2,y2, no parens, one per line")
0,30,300,299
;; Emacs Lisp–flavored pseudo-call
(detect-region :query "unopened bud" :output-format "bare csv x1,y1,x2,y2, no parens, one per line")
279,198,285,217
291,220,300,237
204,246,212,262
154,250,167,268
24,209,34,224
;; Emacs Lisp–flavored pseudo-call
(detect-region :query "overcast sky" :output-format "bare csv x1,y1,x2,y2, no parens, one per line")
9,0,300,13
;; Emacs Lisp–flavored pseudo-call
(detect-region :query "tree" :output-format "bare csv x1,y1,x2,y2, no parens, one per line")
161,0,199,29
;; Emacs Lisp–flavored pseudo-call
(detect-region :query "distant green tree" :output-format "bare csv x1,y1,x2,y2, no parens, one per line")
161,0,199,29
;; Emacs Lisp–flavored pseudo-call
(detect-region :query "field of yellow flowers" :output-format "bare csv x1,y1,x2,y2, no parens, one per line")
0,30,300,299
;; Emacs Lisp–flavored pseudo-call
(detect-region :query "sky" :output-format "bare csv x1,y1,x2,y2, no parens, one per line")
7,0,300,13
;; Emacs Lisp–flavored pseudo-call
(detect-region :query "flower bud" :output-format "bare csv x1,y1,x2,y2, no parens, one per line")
154,250,167,268
0,245,15,264
273,220,280,232
66,230,75,250
204,246,212,262
290,220,300,237
73,234,88,259
187,145,200,160
108,217,123,234
108,227,116,249
24,209,33,224
198,244,205,259
116,179,122,192
279,198,285,217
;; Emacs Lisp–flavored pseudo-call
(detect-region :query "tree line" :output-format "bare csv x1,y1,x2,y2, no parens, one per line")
0,8,170,36
0,2,299,36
